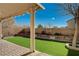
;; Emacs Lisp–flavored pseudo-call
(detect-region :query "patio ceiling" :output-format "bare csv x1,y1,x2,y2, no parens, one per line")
0,3,44,21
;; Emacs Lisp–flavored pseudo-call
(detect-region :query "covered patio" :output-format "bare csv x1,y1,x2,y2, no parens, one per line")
0,3,46,56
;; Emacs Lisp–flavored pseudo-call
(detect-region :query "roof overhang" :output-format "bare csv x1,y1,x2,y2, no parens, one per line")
0,3,45,21
35,3,45,10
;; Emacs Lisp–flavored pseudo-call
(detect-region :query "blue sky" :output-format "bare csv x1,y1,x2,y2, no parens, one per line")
14,3,74,28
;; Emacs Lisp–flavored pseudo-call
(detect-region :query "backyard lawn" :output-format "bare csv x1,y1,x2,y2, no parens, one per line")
5,36,79,56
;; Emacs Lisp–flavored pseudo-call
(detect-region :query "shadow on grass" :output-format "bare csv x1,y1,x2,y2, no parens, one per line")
67,49,79,56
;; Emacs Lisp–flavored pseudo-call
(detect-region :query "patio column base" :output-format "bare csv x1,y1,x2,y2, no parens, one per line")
65,43,79,51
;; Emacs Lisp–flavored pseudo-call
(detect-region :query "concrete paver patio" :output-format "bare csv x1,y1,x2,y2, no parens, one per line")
0,39,30,56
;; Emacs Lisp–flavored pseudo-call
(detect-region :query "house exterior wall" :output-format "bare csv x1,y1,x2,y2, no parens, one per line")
67,19,75,29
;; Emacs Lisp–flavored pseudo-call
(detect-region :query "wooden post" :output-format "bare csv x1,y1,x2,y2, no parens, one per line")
30,8,35,52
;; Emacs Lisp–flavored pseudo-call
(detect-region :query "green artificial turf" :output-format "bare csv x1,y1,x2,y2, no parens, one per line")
6,36,79,56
